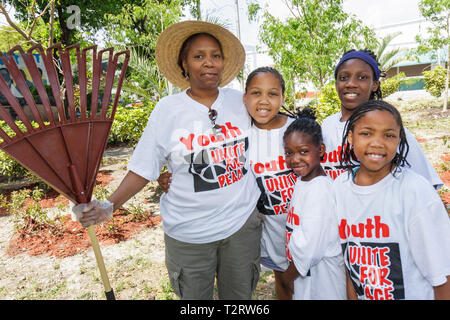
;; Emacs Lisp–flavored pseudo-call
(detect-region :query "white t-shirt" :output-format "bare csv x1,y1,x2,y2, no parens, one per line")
333,168,450,300
321,112,443,188
248,117,295,271
286,176,346,300
128,87,260,243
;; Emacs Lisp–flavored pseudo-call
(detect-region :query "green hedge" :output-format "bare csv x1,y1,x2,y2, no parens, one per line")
381,72,405,97
308,84,341,124
108,101,155,146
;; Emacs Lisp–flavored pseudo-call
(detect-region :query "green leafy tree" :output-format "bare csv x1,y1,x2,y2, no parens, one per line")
104,0,186,99
120,46,172,100
104,1,184,51
415,0,449,112
0,26,28,51
3,0,142,46
248,0,376,107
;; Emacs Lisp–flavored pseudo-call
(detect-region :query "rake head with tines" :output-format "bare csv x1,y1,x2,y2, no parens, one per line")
0,43,130,300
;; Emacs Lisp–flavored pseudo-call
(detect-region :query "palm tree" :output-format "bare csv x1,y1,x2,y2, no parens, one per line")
375,32,410,72
119,46,172,99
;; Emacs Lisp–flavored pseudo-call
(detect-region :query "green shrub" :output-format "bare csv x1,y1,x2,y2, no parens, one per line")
423,66,446,98
381,72,406,98
0,150,29,180
108,101,155,146
310,83,341,124
7,187,59,236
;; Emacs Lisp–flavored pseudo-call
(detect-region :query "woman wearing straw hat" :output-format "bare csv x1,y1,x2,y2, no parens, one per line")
72,20,262,300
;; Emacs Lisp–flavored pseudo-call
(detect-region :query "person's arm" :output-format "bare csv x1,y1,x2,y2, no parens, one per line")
108,170,149,210
277,262,299,300
434,276,450,300
75,171,149,227
346,272,358,300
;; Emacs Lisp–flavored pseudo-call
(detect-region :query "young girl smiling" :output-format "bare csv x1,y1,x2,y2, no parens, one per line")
244,66,295,299
280,108,346,300
335,100,450,300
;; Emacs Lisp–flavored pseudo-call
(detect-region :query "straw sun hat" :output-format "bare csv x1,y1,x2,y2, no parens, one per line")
155,20,245,90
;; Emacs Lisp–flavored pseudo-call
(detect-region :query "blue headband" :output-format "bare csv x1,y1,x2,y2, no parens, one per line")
334,51,381,80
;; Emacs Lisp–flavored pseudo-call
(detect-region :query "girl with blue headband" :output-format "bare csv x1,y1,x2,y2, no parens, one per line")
321,49,443,189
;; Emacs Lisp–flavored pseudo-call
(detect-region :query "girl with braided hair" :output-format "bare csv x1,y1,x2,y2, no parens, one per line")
278,107,346,300
321,49,442,189
334,100,450,300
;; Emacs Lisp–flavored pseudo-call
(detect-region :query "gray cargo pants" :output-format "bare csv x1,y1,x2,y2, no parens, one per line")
164,208,262,300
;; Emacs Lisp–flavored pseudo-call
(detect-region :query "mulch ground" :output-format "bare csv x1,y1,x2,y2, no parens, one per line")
2,171,161,258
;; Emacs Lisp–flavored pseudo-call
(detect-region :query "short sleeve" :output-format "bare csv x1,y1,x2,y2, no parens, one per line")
407,196,450,286
288,179,339,276
404,127,443,189
127,102,168,181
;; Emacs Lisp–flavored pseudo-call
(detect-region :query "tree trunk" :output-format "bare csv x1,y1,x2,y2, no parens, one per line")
56,5,71,46
444,44,449,112
444,12,449,112
48,1,55,47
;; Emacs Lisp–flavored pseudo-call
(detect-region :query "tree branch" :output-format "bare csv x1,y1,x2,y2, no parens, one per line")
0,3,38,45
28,0,53,39
48,0,55,47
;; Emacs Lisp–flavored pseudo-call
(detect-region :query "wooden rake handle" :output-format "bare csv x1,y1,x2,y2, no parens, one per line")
69,164,115,300
87,225,115,300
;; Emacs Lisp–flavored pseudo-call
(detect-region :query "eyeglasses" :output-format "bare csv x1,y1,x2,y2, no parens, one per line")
209,109,222,136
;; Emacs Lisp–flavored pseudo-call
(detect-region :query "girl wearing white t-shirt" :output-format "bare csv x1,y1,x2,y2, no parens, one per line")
280,108,346,300
322,49,442,189
243,66,295,300
335,100,450,300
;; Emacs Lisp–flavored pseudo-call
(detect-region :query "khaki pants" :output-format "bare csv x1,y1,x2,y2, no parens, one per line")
165,208,262,300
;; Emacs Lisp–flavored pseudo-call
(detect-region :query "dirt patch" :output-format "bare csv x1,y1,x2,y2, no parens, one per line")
3,170,162,259
440,171,450,206
6,212,162,258
441,171,450,186
415,136,427,143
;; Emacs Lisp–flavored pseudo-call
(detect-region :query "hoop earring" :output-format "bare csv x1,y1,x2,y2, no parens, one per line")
183,71,189,79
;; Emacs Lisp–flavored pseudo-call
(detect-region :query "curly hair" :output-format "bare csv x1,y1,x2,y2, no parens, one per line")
283,107,323,147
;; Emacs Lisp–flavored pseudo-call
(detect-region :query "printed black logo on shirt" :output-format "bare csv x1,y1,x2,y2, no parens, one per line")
184,137,249,192
342,241,405,300
256,170,296,215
